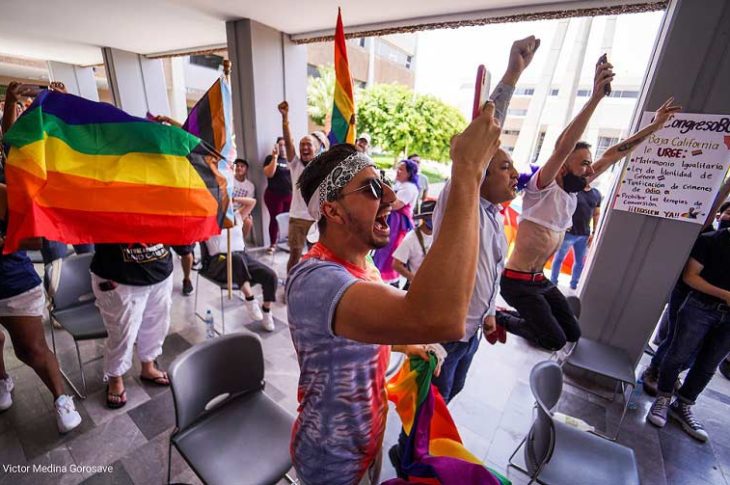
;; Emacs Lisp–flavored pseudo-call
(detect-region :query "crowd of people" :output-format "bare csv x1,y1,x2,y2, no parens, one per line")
1,33,729,485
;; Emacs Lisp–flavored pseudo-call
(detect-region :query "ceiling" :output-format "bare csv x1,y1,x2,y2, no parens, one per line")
0,0,659,65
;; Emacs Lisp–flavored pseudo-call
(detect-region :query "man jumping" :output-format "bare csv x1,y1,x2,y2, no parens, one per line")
498,60,680,351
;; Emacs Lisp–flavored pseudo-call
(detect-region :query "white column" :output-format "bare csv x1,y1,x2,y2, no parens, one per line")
47,61,99,101
169,57,189,122
101,47,170,117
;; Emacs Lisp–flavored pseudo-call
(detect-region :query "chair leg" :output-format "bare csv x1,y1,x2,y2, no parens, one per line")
167,439,173,484
49,317,88,399
219,289,226,335
193,272,200,319
507,435,541,484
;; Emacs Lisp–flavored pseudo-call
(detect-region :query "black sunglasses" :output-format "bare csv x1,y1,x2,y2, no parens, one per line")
340,177,390,200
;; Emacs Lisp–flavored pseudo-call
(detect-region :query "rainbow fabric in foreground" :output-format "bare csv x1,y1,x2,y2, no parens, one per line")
328,8,357,146
2,90,228,254
385,356,511,485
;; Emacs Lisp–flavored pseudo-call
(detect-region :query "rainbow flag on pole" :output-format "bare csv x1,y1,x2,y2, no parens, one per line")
328,8,356,146
2,91,228,253
386,356,511,485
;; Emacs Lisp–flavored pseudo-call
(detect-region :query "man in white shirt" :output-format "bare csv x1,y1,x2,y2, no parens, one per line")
278,101,328,273
204,216,278,331
232,158,256,238
499,62,681,351
392,200,435,288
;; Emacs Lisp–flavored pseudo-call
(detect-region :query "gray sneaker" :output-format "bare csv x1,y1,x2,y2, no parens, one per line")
647,396,671,427
669,400,708,442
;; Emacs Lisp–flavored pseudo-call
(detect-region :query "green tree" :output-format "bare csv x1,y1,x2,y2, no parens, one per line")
357,84,466,162
306,65,335,127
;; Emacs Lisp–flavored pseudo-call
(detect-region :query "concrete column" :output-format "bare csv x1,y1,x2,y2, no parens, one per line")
226,19,307,247
579,0,730,365
47,62,99,101
168,57,189,122
101,47,170,118
511,19,569,168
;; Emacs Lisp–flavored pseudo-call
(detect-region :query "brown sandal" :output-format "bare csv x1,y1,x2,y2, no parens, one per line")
106,385,127,409
140,371,170,386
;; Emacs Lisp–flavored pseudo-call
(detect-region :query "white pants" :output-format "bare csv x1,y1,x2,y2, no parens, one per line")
91,273,173,378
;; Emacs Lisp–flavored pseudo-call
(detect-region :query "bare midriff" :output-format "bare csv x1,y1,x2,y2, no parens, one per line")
506,219,565,273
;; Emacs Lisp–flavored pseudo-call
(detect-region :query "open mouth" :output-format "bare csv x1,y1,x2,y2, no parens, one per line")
374,209,391,234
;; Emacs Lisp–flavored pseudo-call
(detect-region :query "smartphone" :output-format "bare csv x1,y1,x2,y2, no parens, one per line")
472,65,492,120
597,54,611,96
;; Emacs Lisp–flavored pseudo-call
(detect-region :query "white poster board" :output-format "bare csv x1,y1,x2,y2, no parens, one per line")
614,113,730,223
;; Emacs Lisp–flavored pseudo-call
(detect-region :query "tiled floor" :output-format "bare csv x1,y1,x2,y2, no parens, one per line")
1,251,729,485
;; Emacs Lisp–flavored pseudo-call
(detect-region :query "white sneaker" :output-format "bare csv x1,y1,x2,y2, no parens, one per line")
244,298,263,321
55,395,82,434
0,375,14,411
262,311,275,332
647,395,671,428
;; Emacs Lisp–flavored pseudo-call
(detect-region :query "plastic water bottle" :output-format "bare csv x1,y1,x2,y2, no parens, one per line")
204,309,215,339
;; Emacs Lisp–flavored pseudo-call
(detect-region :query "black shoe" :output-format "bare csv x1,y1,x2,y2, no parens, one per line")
721,359,730,380
182,279,194,296
388,445,406,479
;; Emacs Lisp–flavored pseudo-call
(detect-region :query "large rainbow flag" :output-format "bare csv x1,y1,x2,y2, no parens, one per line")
328,8,356,146
386,356,511,485
2,90,228,254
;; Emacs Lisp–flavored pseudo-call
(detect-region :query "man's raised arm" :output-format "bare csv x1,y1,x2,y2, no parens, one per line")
491,36,541,127
278,101,297,162
334,103,502,345
537,59,614,189
589,97,681,182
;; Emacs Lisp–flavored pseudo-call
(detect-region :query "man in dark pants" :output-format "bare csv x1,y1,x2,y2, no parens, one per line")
647,227,730,442
388,34,539,477
498,73,680,351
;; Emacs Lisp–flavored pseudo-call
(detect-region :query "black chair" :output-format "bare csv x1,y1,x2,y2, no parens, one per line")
560,296,636,440
508,360,640,485
46,253,108,399
168,333,295,485
193,242,240,336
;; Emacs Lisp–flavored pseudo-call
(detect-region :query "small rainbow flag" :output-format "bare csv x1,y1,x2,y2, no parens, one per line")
182,76,236,164
2,91,228,253
386,356,511,485
328,8,356,146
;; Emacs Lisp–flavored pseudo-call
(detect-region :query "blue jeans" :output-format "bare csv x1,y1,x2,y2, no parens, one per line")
550,234,589,289
657,292,730,403
41,240,94,265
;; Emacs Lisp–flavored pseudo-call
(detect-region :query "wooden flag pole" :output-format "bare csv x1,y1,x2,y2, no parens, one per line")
223,59,234,300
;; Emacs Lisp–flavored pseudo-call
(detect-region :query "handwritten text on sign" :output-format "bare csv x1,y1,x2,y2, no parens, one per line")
614,113,730,223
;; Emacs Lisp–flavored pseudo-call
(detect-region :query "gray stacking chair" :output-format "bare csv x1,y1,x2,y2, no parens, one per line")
193,242,240,336
168,333,295,485
560,296,636,440
47,253,108,399
509,360,640,485
275,212,291,253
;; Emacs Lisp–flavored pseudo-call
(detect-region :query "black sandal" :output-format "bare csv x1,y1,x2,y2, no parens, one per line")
106,385,127,409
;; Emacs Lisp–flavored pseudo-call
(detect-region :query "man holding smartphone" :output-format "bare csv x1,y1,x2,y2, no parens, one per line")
497,57,681,352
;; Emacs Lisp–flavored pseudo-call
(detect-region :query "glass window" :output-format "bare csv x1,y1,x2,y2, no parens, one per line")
596,136,619,158
531,131,547,164
550,88,560,96
508,108,528,117
307,64,321,78
515,87,535,96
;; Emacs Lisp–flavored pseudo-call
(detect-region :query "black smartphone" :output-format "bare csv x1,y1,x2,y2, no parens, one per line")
597,54,611,96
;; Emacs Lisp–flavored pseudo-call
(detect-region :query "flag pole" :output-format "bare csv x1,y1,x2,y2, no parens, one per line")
223,59,233,300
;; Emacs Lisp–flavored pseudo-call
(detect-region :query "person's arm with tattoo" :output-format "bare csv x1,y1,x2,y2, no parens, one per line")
588,97,681,182
490,36,540,127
